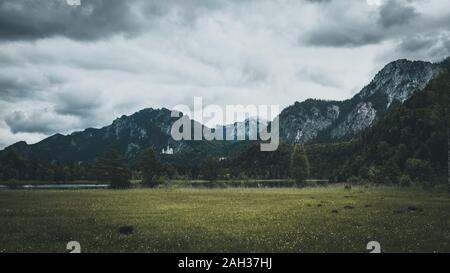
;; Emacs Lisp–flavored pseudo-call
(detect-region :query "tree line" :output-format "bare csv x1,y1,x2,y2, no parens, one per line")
1,73,447,189
0,144,311,189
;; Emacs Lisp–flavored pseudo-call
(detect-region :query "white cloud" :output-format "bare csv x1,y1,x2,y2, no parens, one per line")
0,0,449,148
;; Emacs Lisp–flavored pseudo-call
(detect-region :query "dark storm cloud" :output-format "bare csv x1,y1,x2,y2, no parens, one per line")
302,0,424,47
53,90,103,118
5,109,70,134
0,75,34,102
304,28,383,47
0,0,142,41
0,0,245,41
396,33,450,60
0,71,64,102
398,35,436,53
0,74,48,102
378,0,418,28
301,1,382,47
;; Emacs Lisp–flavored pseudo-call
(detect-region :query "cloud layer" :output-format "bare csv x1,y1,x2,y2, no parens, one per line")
0,0,449,148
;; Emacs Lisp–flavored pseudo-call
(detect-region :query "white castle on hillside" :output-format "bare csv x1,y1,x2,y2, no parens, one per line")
66,0,81,6
161,145,174,155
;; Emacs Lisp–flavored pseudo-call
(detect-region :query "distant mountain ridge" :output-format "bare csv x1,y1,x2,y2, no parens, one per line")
4,108,187,163
2,57,448,163
280,58,446,144
220,117,268,141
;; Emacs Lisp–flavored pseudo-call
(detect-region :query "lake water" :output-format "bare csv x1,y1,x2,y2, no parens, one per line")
0,184,109,189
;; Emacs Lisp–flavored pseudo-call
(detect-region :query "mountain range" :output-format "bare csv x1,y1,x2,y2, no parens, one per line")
2,58,449,163
280,59,444,144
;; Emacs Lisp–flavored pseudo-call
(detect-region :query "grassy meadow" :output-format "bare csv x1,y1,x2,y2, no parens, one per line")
1,185,450,253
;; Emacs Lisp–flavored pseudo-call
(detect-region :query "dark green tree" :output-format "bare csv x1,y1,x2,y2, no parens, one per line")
290,145,310,187
405,158,432,184
139,148,162,188
201,157,221,182
94,151,131,189
0,151,26,180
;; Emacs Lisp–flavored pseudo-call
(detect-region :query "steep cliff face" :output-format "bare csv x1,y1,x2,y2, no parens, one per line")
330,102,377,139
280,58,445,144
221,118,268,141
358,59,440,107
279,100,341,144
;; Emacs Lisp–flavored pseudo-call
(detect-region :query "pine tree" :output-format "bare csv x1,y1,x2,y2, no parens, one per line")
201,157,221,182
139,148,162,188
290,145,310,187
94,151,131,189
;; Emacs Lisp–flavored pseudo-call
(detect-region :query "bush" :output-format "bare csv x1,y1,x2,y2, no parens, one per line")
209,180,227,188
153,175,170,187
348,176,369,185
421,179,435,191
295,179,306,188
398,174,413,187
364,166,385,184
316,180,329,187
405,158,432,183
304,180,318,187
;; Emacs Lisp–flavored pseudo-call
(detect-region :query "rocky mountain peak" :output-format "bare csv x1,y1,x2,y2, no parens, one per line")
280,58,447,144
359,59,441,108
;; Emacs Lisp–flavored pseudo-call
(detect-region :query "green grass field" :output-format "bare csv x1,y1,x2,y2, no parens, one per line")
1,186,450,253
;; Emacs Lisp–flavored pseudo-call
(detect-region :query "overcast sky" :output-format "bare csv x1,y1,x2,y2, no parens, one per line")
0,0,449,148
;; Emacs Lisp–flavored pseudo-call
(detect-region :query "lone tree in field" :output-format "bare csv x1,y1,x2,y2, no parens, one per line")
290,145,310,187
139,148,162,188
94,151,131,189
